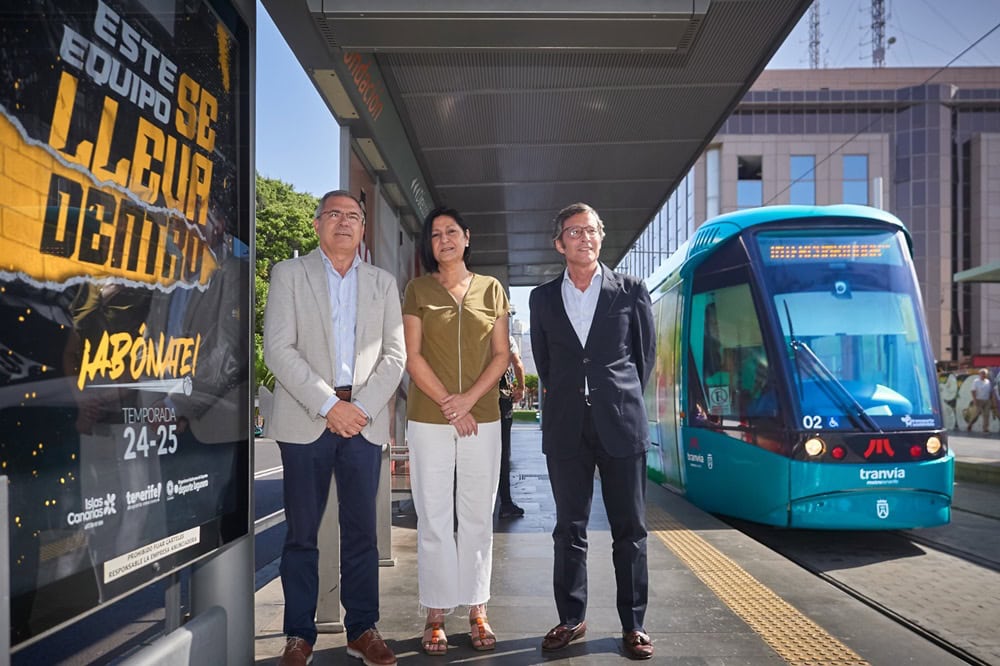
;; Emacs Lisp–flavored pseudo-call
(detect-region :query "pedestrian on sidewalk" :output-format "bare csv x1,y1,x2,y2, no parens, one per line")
530,202,657,660
402,206,511,655
968,368,994,433
498,334,526,518
263,190,405,666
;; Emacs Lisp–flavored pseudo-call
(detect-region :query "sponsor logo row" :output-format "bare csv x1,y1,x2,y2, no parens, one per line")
67,474,210,529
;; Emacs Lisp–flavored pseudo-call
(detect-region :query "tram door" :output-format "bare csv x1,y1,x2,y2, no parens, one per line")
647,284,684,488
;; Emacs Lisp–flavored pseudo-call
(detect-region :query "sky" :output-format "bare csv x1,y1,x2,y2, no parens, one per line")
255,0,1000,325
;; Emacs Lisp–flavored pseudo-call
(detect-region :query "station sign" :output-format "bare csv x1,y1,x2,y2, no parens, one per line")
0,0,250,645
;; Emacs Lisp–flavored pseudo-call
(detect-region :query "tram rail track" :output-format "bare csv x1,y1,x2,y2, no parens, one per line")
726,514,1000,666
904,529,1000,574
774,538,994,666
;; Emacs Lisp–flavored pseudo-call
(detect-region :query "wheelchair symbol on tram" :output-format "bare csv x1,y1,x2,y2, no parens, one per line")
708,386,730,414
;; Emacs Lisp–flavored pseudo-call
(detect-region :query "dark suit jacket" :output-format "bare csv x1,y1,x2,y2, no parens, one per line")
529,264,655,459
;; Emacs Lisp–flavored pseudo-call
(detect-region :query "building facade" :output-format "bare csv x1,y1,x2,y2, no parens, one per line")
618,67,1000,365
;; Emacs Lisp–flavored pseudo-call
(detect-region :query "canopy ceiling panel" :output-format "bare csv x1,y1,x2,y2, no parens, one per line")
262,0,812,285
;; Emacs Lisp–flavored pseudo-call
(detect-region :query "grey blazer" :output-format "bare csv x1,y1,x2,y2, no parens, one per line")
262,248,406,445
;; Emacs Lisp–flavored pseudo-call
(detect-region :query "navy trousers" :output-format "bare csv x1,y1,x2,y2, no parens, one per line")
546,407,649,632
279,431,382,644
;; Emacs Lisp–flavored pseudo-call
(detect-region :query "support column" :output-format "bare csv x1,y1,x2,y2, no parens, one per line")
339,125,351,190
0,477,9,666
191,535,254,665
377,444,395,566
315,475,343,632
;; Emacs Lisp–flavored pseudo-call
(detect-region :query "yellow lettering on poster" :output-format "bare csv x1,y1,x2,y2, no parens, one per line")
77,326,201,390
0,112,218,286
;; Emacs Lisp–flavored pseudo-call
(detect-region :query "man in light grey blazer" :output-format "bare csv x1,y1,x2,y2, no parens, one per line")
263,190,405,666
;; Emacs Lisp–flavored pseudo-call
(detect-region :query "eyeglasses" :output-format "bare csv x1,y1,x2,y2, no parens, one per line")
562,225,601,240
318,208,363,224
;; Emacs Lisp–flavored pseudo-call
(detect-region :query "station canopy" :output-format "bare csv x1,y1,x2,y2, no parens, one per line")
262,0,812,285
954,261,1000,283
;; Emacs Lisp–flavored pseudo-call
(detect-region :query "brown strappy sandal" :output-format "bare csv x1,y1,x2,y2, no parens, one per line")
469,615,496,651
422,620,448,655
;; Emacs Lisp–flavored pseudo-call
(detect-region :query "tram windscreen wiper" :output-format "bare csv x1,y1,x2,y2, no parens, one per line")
782,301,881,433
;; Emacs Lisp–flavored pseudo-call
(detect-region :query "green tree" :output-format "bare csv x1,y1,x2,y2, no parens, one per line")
524,373,539,407
254,173,319,389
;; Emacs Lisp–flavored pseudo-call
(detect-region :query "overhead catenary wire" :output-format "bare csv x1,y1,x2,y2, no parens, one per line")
765,20,1000,205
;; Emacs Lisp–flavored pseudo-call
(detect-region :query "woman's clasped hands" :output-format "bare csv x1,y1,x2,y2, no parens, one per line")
439,392,478,437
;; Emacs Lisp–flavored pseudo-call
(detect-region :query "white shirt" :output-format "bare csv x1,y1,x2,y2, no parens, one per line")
508,335,520,357
561,265,603,348
562,266,602,396
319,253,368,418
972,375,993,401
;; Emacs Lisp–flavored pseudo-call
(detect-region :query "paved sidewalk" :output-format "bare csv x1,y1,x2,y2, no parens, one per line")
253,424,987,665
949,430,1000,485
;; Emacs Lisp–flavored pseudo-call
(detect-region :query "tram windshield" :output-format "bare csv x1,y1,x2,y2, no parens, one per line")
756,228,938,431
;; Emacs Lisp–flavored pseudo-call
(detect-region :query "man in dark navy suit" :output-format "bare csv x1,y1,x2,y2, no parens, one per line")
529,202,656,660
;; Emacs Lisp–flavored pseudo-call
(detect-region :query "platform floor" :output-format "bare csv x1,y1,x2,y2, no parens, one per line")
255,425,995,665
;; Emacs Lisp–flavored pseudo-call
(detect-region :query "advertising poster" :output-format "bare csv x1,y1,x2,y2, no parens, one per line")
0,0,250,644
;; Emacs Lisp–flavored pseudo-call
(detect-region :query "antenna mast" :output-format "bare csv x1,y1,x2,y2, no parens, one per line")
809,2,821,69
871,0,887,67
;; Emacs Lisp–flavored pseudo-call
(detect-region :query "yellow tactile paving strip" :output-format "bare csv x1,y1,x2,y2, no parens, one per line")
648,504,871,666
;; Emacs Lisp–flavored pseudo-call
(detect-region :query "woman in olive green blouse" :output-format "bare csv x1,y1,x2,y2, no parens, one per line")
402,206,511,655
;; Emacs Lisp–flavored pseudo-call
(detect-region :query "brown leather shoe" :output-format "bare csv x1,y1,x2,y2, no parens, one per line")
541,621,586,651
278,636,313,666
622,630,654,660
346,627,397,666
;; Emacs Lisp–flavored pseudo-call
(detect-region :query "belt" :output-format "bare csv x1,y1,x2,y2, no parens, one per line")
335,385,352,402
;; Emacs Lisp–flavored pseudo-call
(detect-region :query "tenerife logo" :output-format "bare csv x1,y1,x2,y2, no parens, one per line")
127,483,162,509
901,415,936,428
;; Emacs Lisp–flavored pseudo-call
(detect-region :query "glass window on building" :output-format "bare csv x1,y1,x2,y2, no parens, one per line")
737,155,763,209
842,154,868,205
706,146,721,219
789,155,816,205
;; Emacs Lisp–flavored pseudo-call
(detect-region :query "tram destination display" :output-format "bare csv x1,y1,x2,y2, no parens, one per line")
758,230,904,266
0,0,250,644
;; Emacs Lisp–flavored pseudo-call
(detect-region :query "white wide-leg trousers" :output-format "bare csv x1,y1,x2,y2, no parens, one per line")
406,419,501,610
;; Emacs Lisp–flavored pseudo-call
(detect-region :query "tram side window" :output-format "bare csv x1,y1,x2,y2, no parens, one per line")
689,285,777,425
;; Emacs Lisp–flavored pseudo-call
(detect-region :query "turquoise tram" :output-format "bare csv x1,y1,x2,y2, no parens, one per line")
644,205,953,529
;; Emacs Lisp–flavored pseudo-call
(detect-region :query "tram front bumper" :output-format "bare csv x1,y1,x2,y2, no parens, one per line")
788,489,952,529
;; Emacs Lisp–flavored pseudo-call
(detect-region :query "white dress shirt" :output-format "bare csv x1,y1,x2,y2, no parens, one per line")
319,253,368,418
561,265,603,347
562,265,603,396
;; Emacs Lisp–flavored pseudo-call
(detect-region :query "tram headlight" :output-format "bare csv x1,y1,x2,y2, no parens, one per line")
925,436,942,455
804,437,826,457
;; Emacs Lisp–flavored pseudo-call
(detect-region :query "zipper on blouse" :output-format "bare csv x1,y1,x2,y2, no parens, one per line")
456,275,473,393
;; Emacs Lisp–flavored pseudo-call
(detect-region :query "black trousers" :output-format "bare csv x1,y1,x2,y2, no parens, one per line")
498,396,514,505
545,407,648,631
